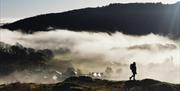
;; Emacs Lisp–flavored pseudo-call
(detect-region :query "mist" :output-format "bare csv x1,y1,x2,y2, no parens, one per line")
0,29,179,84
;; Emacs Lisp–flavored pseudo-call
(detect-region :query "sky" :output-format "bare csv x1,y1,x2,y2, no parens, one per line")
0,0,179,23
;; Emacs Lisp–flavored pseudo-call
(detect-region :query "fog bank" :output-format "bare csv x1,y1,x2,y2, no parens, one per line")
0,29,179,83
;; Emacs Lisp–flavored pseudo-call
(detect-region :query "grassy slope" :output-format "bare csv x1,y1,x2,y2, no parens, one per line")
0,76,179,91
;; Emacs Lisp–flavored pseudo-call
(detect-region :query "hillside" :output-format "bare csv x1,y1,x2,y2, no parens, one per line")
0,42,54,77
0,76,179,91
1,2,180,37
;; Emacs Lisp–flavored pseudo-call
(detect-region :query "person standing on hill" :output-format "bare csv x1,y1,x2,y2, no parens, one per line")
129,62,137,80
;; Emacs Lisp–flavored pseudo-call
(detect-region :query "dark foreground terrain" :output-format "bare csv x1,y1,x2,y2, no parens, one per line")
0,76,179,91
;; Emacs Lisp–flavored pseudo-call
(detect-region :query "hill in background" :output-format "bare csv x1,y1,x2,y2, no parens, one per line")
1,2,180,38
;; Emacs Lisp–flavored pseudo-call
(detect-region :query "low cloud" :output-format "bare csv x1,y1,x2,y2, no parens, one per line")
127,43,177,51
0,29,179,83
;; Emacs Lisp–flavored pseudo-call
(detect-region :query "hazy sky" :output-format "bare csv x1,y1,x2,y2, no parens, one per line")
0,0,179,22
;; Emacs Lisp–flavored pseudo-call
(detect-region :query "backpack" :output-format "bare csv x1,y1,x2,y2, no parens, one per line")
130,64,133,70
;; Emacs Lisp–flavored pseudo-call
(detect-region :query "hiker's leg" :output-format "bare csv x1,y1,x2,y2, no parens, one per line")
133,74,136,80
129,75,133,80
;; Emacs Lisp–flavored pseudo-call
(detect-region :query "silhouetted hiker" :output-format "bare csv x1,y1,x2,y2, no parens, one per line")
129,62,137,80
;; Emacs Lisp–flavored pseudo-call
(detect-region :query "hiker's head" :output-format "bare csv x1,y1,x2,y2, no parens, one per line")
133,62,136,65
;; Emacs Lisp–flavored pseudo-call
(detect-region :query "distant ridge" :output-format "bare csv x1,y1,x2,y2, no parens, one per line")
0,23,5,27
1,2,180,37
